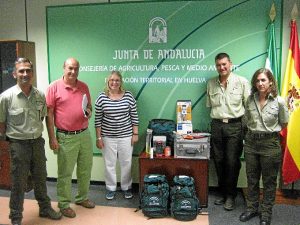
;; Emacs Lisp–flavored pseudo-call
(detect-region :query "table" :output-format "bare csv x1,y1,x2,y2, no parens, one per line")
139,151,209,208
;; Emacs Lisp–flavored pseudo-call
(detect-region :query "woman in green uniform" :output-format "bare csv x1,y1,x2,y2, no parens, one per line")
239,68,289,225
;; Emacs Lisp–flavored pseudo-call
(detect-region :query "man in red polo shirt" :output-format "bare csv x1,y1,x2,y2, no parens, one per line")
46,58,95,218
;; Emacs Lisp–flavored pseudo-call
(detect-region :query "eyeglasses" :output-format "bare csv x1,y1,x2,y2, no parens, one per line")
109,79,121,83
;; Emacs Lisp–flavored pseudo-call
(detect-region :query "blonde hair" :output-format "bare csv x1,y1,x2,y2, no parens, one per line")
104,71,125,96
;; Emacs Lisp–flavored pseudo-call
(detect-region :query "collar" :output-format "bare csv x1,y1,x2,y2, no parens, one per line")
61,76,78,89
254,92,276,100
217,72,233,84
14,84,35,97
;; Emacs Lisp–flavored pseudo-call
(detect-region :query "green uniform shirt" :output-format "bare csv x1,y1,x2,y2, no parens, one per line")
206,73,250,119
0,85,47,139
245,93,289,132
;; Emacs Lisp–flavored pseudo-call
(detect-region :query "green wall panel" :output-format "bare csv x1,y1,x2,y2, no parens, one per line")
47,0,282,155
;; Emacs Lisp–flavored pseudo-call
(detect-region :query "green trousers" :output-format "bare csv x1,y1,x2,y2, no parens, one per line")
56,129,93,209
9,137,51,221
211,119,243,198
244,133,281,221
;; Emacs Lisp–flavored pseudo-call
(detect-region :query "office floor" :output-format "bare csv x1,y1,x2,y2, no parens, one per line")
0,196,208,225
0,181,299,225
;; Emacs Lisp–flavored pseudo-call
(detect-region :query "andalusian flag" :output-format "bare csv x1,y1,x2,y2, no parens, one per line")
281,20,300,184
265,3,280,92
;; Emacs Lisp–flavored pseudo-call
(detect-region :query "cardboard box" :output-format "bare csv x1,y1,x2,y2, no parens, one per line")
176,123,193,135
153,135,166,156
176,100,192,124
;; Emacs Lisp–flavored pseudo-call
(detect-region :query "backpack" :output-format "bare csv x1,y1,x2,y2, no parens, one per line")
140,174,169,218
148,119,176,150
170,175,200,221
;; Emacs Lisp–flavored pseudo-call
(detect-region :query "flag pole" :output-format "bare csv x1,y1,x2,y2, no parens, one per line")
269,2,276,22
265,3,280,92
291,2,298,21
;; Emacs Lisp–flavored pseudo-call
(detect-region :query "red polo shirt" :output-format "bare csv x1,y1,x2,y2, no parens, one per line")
46,77,91,131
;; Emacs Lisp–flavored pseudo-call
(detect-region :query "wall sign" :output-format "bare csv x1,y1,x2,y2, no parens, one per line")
47,0,282,154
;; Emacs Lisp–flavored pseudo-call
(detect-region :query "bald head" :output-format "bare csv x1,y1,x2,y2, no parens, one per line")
64,58,79,68
63,58,80,86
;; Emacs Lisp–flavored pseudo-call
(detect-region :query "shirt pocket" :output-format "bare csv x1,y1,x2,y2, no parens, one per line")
229,88,243,105
246,104,258,126
264,105,279,127
35,100,44,110
8,108,25,126
208,91,222,107
35,104,44,120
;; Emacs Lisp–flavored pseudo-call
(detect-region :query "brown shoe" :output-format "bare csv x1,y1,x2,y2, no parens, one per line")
60,207,76,218
75,199,95,208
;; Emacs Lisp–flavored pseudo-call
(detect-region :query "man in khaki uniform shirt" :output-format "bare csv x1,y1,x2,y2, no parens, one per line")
0,58,62,225
206,53,250,210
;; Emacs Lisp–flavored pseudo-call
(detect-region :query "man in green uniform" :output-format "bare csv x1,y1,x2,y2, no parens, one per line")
206,53,250,210
0,58,62,225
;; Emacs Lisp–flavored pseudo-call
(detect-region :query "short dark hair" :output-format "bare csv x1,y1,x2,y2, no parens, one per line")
251,68,278,97
14,57,33,71
215,53,230,62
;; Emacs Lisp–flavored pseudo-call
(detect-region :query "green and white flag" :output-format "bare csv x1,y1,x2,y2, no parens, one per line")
265,3,280,93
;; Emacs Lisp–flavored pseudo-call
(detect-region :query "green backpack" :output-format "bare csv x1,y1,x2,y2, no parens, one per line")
148,119,176,151
140,174,169,218
170,175,200,221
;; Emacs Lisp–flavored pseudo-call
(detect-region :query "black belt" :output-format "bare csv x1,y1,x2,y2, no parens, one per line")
7,136,42,143
248,131,279,139
57,128,87,135
213,117,242,124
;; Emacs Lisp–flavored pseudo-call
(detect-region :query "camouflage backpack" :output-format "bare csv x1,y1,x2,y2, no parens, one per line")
140,174,169,218
170,175,200,221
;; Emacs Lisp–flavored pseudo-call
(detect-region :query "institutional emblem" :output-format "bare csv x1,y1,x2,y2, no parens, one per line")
287,84,300,112
149,17,167,43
